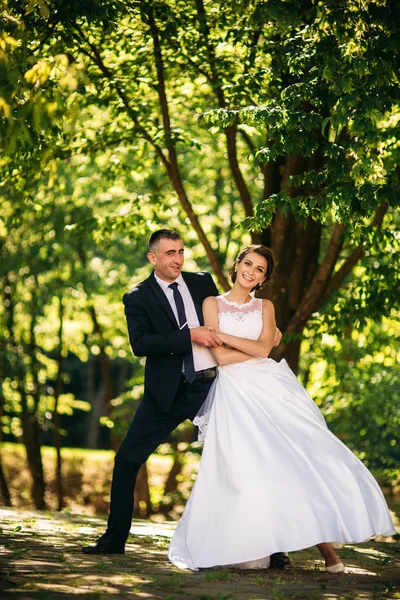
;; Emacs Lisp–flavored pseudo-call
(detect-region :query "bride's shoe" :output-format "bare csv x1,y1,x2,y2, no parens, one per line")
326,561,345,574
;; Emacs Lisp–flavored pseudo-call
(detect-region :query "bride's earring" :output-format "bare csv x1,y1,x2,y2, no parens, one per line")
256,278,268,291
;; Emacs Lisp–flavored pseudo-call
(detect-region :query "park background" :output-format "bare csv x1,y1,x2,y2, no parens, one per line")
1,0,400,563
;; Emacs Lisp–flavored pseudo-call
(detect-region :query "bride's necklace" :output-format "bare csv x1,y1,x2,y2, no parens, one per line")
222,292,254,307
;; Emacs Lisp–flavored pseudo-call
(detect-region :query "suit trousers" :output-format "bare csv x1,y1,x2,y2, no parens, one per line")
106,375,215,542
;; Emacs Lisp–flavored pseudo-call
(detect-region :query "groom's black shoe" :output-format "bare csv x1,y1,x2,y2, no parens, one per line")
270,552,292,569
82,532,125,555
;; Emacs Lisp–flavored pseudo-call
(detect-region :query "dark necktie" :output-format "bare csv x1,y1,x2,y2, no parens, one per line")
169,282,196,383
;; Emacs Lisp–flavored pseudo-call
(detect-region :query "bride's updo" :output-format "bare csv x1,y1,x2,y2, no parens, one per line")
230,244,275,291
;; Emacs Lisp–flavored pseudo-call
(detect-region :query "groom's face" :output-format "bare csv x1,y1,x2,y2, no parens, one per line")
147,238,185,282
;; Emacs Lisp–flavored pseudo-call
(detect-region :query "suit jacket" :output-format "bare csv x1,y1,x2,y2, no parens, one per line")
123,270,219,412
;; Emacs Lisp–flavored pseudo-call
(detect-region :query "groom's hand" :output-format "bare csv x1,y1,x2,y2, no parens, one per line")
274,327,282,346
190,327,223,348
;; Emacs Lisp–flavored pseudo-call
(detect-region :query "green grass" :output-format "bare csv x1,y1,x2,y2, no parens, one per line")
1,506,399,600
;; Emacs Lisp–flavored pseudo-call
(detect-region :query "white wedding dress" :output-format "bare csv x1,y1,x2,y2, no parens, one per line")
168,294,396,570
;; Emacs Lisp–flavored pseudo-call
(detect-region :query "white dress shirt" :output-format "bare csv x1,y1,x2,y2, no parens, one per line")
154,273,217,372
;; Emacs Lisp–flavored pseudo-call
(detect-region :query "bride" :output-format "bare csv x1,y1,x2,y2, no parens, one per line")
168,244,396,572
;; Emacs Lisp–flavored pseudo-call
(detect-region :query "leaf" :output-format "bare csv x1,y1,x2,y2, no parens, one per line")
321,116,331,138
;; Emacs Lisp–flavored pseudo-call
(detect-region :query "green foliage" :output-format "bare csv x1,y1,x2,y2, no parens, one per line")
204,0,400,229
0,4,81,156
303,315,400,475
0,0,399,502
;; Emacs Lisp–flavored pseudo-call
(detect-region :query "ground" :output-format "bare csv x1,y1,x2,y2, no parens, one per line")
0,508,399,600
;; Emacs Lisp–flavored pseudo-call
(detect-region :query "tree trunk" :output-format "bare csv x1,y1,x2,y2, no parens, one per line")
98,347,113,418
25,295,46,510
53,420,64,511
270,337,303,375
87,307,114,449
257,153,324,373
53,296,64,511
159,428,196,514
0,394,11,506
133,463,151,518
0,452,12,507
21,410,46,510
6,282,46,509
116,361,129,396
163,454,184,496
87,356,102,449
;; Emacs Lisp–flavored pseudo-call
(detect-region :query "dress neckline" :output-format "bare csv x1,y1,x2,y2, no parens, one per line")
219,293,257,309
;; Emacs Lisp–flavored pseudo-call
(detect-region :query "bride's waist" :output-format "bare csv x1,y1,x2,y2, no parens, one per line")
217,357,293,382
218,356,276,370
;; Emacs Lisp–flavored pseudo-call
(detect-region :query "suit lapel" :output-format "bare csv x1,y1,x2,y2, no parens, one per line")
182,272,204,326
148,272,179,328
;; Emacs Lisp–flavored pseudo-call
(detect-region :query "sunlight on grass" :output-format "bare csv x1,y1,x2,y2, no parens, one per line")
1,507,399,600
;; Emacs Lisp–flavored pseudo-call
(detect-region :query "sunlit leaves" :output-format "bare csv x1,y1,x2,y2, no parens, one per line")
1,0,399,462
303,315,400,473
203,0,400,230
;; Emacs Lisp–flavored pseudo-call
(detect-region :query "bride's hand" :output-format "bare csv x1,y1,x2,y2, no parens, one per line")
273,327,282,346
207,326,222,335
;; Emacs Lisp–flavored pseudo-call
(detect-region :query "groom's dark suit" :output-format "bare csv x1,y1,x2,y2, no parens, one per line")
106,270,219,542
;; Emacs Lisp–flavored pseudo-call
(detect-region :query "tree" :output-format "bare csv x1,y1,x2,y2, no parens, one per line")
1,0,399,512
202,0,400,367
3,0,397,372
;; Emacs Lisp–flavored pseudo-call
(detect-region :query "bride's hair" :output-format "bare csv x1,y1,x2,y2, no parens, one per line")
230,245,275,291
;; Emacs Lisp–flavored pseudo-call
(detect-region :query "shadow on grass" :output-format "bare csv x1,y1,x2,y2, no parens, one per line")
0,508,399,599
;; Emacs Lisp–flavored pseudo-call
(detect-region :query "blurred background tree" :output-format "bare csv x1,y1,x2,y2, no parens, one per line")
0,0,399,519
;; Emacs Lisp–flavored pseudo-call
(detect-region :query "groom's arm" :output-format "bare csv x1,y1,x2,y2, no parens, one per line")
124,292,220,357
123,293,192,357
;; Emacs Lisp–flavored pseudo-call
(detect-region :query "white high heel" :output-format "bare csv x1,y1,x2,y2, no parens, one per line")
326,561,345,574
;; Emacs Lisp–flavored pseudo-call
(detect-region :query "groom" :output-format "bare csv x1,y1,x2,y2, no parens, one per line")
83,229,290,569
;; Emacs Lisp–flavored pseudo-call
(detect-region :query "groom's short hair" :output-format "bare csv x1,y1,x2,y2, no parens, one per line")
148,229,182,253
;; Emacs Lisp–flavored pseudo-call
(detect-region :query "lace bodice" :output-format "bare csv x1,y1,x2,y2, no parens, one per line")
217,294,263,340
194,294,264,442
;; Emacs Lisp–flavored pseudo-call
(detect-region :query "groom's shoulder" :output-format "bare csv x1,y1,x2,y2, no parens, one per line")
183,270,212,281
123,274,153,304
183,270,216,288
183,270,219,296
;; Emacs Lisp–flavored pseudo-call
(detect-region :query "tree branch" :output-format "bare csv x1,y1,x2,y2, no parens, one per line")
194,0,258,239
283,223,346,336
71,23,170,171
225,122,257,221
239,129,256,154
194,0,224,103
165,37,211,81
146,11,173,148
71,22,228,287
32,17,60,54
275,202,389,350
144,6,228,290
323,202,389,300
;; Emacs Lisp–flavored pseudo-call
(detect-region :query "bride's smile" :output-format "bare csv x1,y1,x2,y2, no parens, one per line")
230,252,268,303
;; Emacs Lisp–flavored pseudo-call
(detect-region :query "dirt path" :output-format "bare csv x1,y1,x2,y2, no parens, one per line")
0,508,399,599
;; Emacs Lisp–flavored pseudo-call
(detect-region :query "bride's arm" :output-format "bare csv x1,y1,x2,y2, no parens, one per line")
217,300,276,359
202,297,253,365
